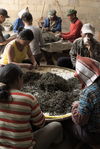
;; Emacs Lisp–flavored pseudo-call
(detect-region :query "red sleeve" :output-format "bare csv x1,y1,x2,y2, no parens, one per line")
61,32,70,36
61,21,83,40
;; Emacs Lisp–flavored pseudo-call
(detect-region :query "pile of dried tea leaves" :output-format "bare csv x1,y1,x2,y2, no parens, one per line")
22,72,80,115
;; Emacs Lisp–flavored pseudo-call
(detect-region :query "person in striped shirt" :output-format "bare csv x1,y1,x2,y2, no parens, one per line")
0,63,63,149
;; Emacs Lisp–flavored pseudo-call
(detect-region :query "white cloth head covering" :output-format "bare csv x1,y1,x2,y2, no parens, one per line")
18,7,29,18
74,55,100,89
81,23,95,35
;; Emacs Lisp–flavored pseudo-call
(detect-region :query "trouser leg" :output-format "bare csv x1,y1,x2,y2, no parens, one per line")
57,57,74,69
34,53,42,65
34,122,63,149
42,50,54,65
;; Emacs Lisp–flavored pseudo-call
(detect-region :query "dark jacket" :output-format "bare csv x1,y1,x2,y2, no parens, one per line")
44,16,62,32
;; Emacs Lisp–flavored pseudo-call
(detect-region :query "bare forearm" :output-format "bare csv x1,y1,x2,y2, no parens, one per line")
0,36,16,46
30,55,37,65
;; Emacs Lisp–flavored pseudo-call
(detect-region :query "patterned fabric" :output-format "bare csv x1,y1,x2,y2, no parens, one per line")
70,37,100,67
75,55,100,88
0,89,45,148
78,82,100,133
72,55,100,133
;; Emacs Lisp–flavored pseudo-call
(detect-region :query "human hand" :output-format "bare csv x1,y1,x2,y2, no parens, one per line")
33,61,38,69
24,64,34,70
55,33,61,37
72,101,79,109
42,27,50,32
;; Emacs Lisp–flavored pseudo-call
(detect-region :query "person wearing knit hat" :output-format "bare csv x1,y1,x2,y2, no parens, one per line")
70,23,100,68
13,7,29,33
43,9,62,33
70,55,100,146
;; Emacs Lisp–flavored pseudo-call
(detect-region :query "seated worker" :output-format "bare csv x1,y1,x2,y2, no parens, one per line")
70,55,100,146
22,12,44,65
0,9,16,54
59,9,83,42
70,23,100,67
43,9,62,33
57,23,100,69
0,29,37,69
0,63,63,149
13,7,29,33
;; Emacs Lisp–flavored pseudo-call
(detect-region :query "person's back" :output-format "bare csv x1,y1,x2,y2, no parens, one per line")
0,89,44,148
13,7,29,33
25,25,43,55
22,12,44,65
0,64,45,148
13,18,24,33
0,63,65,149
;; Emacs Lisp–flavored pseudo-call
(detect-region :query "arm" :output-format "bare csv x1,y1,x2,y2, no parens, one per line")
39,30,44,47
69,41,78,67
61,32,70,36
43,18,50,31
31,96,45,128
0,31,16,46
43,18,49,28
61,22,82,40
71,92,92,126
27,46,37,66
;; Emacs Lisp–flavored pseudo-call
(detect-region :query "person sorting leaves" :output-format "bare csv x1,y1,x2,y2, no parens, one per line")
69,55,100,146
43,9,62,33
0,63,64,149
59,9,83,42
0,29,37,69
0,8,16,54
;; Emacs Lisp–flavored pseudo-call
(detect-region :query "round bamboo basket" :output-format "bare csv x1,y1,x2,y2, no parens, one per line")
22,65,75,121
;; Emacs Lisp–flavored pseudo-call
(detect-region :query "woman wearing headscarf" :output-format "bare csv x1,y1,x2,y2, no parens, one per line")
70,55,100,146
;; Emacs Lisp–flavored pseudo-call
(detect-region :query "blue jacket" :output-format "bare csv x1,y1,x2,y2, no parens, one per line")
13,18,24,33
44,16,62,32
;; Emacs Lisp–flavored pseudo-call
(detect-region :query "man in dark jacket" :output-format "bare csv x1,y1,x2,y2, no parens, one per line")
43,9,62,33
